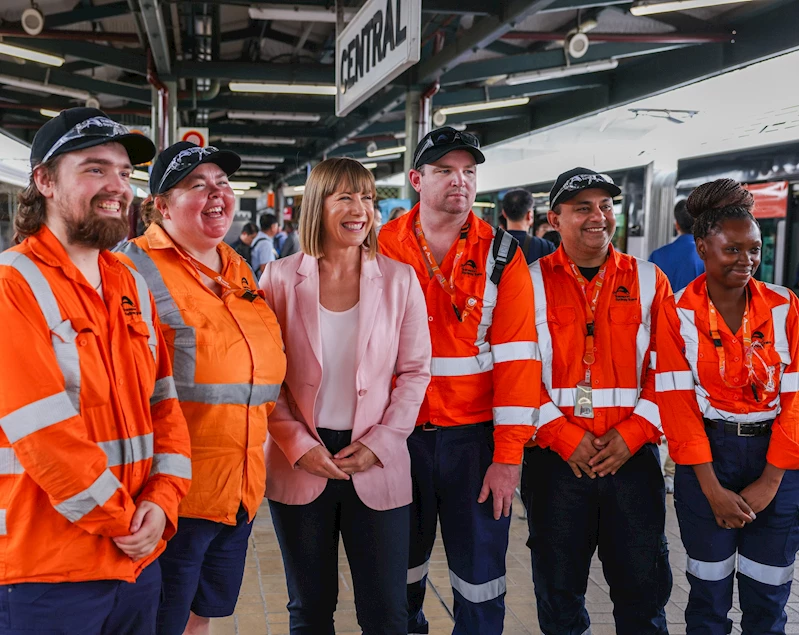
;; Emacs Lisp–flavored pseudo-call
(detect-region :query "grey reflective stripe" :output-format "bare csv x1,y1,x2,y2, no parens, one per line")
782,372,799,393
474,233,499,359
493,406,535,426
536,402,563,430
123,264,157,361
119,242,279,408
686,554,736,581
449,570,506,603
1,392,78,444
0,510,5,536
695,397,778,423
407,559,430,585
738,554,794,586
656,370,695,392
492,341,541,364
635,260,657,392
151,376,178,406
766,284,792,366
0,448,24,475
549,387,639,408
151,453,192,479
98,433,153,468
54,469,122,523
0,252,81,411
633,398,662,433
176,382,280,406
529,262,553,391
431,352,493,377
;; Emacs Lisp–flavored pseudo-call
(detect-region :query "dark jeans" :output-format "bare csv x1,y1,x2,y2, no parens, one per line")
675,425,799,635
269,428,409,635
525,444,671,635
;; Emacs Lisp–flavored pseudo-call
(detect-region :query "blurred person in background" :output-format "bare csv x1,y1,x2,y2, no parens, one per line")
252,212,279,277
501,188,555,265
278,220,299,258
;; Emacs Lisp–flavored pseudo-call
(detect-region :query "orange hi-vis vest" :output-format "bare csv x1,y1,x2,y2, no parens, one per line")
655,275,799,468
378,207,540,465
0,226,191,584
529,245,670,460
117,224,287,524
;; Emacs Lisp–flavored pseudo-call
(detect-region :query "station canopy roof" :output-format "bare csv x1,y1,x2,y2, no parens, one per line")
0,0,796,188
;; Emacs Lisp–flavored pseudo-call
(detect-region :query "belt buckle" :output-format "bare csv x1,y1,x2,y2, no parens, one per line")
422,422,437,432
737,420,757,437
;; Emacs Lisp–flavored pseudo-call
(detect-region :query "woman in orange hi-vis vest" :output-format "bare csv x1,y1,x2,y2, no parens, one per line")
116,142,287,635
655,179,799,635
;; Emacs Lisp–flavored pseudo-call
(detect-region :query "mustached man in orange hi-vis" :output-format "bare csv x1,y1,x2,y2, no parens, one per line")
0,108,192,635
655,179,799,635
116,141,287,635
378,127,540,635
525,168,672,635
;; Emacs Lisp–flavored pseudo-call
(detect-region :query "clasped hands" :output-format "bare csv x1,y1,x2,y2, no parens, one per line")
297,442,381,480
567,429,632,479
113,500,167,561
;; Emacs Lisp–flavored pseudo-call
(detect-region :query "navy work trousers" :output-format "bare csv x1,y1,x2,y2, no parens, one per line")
407,423,511,635
675,426,799,635
269,428,409,635
0,560,160,635
525,444,671,635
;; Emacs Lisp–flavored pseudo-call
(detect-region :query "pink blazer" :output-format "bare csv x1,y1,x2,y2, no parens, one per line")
260,251,431,510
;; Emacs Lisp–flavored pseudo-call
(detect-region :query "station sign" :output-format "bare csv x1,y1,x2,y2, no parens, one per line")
178,127,209,147
745,181,788,219
335,0,421,117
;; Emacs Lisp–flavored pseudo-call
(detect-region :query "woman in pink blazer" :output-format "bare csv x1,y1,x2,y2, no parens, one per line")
260,158,431,635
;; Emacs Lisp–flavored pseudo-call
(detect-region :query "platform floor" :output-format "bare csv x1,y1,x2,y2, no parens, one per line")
210,495,799,635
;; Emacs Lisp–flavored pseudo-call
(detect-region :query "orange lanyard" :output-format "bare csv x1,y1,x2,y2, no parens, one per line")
707,289,759,397
414,215,477,323
568,259,608,366
178,247,258,302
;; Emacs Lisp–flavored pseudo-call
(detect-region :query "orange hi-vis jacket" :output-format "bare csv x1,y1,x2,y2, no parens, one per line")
378,207,540,465
529,245,671,461
655,275,799,469
0,226,191,584
117,224,287,524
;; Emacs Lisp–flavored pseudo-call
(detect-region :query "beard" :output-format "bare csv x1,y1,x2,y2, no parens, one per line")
65,197,130,251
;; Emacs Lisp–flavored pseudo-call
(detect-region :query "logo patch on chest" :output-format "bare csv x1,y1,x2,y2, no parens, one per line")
460,259,482,277
613,285,637,302
121,295,141,316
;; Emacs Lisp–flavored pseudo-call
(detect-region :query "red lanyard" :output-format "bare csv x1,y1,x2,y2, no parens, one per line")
414,215,476,323
177,247,258,302
567,259,608,366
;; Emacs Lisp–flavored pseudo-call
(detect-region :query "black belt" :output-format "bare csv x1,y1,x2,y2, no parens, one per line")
704,418,772,438
418,421,493,432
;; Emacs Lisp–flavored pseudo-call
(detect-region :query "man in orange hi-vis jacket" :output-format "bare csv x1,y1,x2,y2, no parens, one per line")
0,108,191,635
379,127,540,635
525,168,672,635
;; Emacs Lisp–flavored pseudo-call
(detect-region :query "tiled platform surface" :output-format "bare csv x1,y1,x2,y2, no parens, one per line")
211,496,799,635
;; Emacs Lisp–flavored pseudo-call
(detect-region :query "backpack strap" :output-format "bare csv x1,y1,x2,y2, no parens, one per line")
490,227,519,286
522,233,533,263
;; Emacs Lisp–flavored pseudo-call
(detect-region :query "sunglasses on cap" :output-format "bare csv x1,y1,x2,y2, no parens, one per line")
413,129,480,168
551,173,616,206
157,145,222,192
41,116,131,165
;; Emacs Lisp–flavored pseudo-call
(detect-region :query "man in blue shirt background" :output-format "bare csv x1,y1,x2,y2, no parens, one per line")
501,189,556,264
649,199,704,292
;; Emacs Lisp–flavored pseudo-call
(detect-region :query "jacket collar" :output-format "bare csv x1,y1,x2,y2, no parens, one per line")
143,222,243,273
296,248,382,279
28,225,123,284
396,204,490,248
550,243,631,273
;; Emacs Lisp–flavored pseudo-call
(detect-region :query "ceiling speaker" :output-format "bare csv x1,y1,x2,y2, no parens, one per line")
566,32,590,59
21,7,45,36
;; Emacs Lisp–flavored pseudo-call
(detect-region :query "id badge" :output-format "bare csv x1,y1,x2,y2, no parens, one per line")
576,377,594,419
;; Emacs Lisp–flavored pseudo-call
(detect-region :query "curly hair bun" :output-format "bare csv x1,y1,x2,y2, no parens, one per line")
685,178,754,220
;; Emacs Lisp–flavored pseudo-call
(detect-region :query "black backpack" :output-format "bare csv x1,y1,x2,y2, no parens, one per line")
490,227,520,286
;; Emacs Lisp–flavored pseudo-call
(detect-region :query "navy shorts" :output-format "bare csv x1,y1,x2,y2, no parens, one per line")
0,560,160,635
156,505,253,634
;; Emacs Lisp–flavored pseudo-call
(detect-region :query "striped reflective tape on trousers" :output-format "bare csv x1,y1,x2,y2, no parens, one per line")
151,453,192,480
493,406,536,426
122,264,157,362
0,392,78,444
53,468,123,523
687,553,736,581
449,570,506,604
118,242,281,408
738,554,795,586
655,370,695,392
407,559,430,585
0,252,81,412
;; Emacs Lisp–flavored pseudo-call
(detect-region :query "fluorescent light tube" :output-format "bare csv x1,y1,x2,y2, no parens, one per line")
132,170,150,182
239,155,286,163
40,108,60,118
439,97,530,116
472,202,496,208
506,59,618,86
0,43,64,67
232,189,248,196
0,75,90,100
367,146,407,158
229,82,337,96
219,136,296,145
239,164,277,170
227,110,322,123
630,0,751,14
228,181,258,189
362,163,378,169
248,5,356,23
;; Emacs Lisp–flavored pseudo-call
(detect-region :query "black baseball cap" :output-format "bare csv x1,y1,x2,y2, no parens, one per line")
550,167,622,209
149,141,241,195
412,126,485,170
30,107,155,168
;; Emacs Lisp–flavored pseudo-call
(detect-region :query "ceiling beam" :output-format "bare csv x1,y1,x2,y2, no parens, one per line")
210,123,335,139
137,0,172,74
4,38,147,76
440,42,685,85
214,145,311,161
538,0,630,11
45,1,132,29
433,77,606,106
0,60,151,104
178,94,333,113
173,61,333,83
414,0,561,84
222,25,320,52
